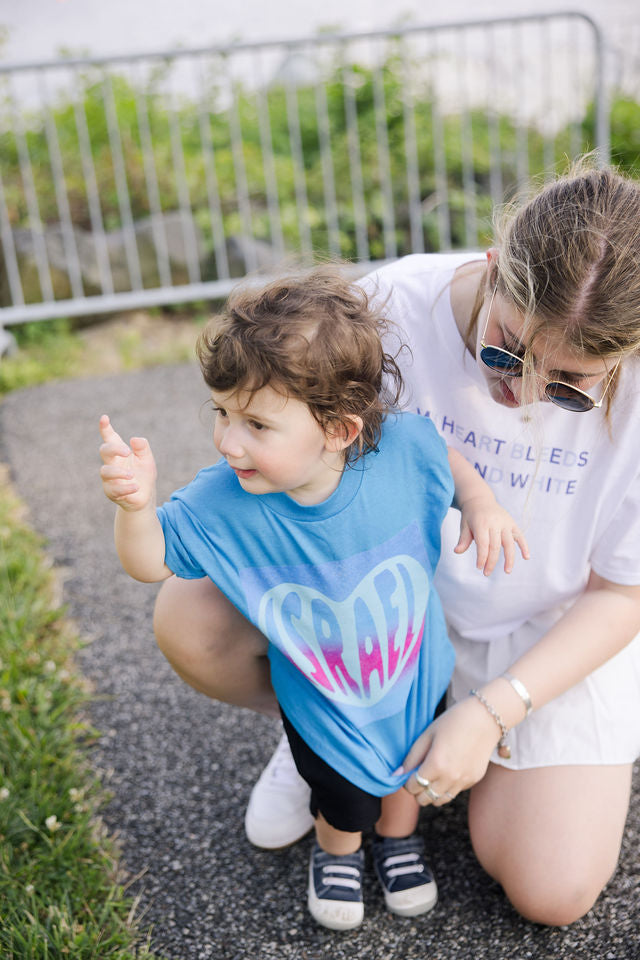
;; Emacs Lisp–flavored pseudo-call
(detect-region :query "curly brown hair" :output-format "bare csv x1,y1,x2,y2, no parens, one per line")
196,267,405,463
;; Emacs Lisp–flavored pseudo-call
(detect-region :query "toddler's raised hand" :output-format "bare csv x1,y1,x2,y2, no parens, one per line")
99,414,157,512
454,495,529,576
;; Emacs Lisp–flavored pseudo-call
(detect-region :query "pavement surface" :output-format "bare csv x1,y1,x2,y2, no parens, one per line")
1,362,638,960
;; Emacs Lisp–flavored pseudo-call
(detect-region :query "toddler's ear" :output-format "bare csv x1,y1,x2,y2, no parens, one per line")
325,415,364,452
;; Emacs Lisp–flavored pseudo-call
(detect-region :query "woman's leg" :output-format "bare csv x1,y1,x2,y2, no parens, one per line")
153,575,279,716
154,576,313,848
468,761,633,925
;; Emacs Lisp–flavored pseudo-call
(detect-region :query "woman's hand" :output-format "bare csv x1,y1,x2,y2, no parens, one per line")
99,414,157,512
402,695,503,806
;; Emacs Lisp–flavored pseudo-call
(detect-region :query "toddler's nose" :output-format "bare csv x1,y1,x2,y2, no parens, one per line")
217,426,244,459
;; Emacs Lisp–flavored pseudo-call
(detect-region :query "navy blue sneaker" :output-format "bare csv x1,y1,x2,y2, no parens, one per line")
372,833,438,917
307,843,365,930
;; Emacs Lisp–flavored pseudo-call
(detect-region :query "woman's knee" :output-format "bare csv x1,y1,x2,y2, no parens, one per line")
153,574,271,669
469,763,630,927
153,575,242,663
153,576,275,711
472,815,614,924
497,864,610,926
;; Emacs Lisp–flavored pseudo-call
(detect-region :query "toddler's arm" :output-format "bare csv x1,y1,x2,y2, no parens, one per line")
448,447,529,576
99,414,172,583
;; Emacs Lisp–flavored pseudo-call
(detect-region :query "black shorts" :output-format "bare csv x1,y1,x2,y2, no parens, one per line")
280,710,382,833
280,693,447,834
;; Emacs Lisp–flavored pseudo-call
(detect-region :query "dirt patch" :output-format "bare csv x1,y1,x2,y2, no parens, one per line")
76,310,205,377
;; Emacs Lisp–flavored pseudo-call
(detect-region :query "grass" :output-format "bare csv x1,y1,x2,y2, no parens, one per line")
0,320,85,395
0,311,205,396
0,323,172,955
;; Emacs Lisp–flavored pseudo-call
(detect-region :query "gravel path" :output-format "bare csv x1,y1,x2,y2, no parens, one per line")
1,363,638,960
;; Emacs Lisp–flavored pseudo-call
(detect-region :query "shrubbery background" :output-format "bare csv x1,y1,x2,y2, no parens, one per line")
2,59,637,270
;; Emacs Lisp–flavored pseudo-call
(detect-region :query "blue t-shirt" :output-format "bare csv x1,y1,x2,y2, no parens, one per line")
157,412,455,796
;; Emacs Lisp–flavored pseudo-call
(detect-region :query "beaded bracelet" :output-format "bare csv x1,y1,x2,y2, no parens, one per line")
470,689,511,759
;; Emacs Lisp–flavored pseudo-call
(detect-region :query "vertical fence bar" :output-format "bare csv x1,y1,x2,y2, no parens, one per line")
513,24,530,190
342,48,369,262
228,64,257,273
568,18,584,163
372,44,397,260
102,71,143,290
195,54,230,281
458,29,478,249
73,68,113,295
314,55,341,259
9,79,54,301
133,64,172,288
401,35,424,255
0,169,25,306
284,45,313,260
486,24,504,207
73,70,114,295
429,33,452,250
540,20,555,176
0,81,25,308
254,52,285,261
167,79,202,285
39,69,85,298
592,18,610,165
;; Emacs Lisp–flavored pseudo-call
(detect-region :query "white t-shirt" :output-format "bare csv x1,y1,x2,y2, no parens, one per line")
365,253,640,644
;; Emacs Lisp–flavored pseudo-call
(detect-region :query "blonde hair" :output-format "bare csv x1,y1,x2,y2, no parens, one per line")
197,266,404,463
474,158,640,411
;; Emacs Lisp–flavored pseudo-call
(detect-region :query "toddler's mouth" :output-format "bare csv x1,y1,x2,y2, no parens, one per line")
232,467,258,479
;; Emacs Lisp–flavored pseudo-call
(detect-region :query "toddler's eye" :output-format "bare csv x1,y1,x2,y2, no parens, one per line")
249,420,265,431
213,406,227,418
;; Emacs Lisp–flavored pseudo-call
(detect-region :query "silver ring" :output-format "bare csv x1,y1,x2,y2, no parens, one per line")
425,786,440,802
444,791,454,801
414,773,431,789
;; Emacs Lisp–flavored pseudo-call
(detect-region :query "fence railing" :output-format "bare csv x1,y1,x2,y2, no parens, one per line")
0,12,607,325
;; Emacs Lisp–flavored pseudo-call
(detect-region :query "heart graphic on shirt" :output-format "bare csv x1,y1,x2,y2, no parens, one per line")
257,555,429,706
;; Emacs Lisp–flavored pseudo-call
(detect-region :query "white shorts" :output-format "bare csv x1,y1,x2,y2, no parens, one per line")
448,615,640,770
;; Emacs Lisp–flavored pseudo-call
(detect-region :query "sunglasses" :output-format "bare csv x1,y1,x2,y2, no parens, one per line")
479,286,620,413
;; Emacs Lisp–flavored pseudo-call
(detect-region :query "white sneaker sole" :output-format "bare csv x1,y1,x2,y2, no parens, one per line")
244,735,314,849
244,807,314,849
383,881,438,917
308,861,364,931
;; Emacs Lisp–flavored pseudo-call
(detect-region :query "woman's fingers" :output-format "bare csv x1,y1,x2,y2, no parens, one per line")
404,769,458,806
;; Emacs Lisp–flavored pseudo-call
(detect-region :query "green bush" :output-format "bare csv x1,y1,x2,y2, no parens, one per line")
583,95,640,173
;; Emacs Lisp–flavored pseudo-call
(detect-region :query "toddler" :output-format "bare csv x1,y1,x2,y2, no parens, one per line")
99,268,528,930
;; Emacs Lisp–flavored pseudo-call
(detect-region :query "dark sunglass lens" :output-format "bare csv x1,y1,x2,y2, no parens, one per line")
480,346,523,375
545,382,593,412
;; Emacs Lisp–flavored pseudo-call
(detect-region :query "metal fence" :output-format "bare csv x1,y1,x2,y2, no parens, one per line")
0,12,608,326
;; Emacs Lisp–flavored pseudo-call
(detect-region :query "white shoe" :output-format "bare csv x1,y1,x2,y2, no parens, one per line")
244,734,314,848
